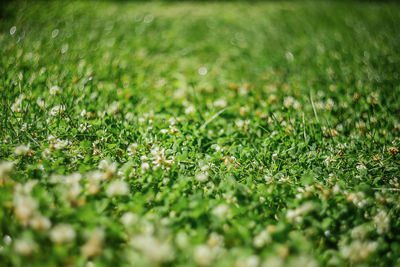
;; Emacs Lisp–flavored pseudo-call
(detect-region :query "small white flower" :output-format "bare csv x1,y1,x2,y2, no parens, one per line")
194,245,213,266
373,210,390,234
284,96,294,108
236,255,260,267
10,26,16,35
0,161,14,181
341,240,377,262
49,85,61,95
49,105,65,116
106,180,129,197
214,145,222,152
175,232,188,249
196,172,209,182
81,228,104,258
120,212,138,226
14,144,31,156
29,215,51,231
127,143,138,156
54,139,70,150
99,159,117,179
286,202,314,224
198,67,208,76
356,164,367,171
185,105,196,115
14,238,36,256
42,148,51,159
141,162,150,171
130,234,173,263
125,112,134,121
50,224,76,244
253,230,271,248
11,94,24,113
213,99,227,108
212,204,229,218
107,101,120,115
36,98,45,109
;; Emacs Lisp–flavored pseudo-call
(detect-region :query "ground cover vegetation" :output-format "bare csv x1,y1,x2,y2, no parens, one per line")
1,1,400,266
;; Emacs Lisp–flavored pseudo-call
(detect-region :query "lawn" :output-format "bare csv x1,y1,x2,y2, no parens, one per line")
1,0,400,266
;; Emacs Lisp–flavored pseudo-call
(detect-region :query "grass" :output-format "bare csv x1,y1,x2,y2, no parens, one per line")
1,1,400,266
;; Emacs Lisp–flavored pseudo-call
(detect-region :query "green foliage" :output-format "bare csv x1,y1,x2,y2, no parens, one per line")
0,1,400,266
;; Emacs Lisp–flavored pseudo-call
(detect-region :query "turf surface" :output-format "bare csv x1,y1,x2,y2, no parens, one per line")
1,1,400,266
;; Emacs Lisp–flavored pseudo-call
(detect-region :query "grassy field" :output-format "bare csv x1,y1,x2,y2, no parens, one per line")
1,1,400,266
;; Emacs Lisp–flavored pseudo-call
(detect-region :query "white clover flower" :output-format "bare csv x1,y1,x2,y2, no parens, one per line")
351,225,369,240
198,66,207,76
11,94,25,113
213,99,227,108
81,228,104,258
253,230,271,248
341,240,377,262
99,159,117,179
293,100,301,110
212,204,230,218
106,180,129,197
196,172,209,183
325,98,335,110
14,238,36,256
0,161,14,181
324,155,337,166
185,105,196,115
264,175,273,184
107,101,120,115
346,192,368,208
235,119,245,128
125,112,134,121
14,144,31,156
120,212,138,226
356,164,367,171
86,170,104,195
36,98,45,109
200,164,210,172
29,215,51,231
283,96,294,108
127,143,138,156
373,210,390,234
194,245,213,266
15,180,37,195
130,234,173,263
68,183,82,201
53,139,70,150
286,202,314,224
236,255,260,267
14,195,37,225
42,148,51,159
63,172,82,185
49,105,65,116
141,162,150,172
214,145,222,152
151,146,174,170
207,232,224,248
175,232,188,249
50,224,76,244
49,85,61,95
